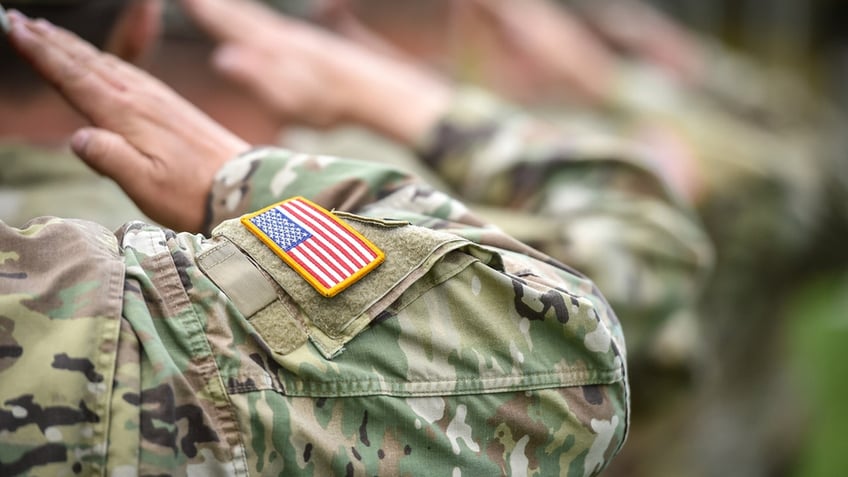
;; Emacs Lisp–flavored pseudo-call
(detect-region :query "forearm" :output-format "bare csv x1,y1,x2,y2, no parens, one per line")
204,147,418,234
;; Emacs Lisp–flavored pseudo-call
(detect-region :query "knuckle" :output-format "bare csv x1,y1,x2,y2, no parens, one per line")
59,59,92,85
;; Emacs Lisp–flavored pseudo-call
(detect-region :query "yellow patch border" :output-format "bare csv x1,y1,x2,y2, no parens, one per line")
241,197,385,298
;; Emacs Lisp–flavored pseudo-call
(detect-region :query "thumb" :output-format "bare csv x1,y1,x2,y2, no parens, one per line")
70,127,155,206
71,127,148,180
71,127,208,232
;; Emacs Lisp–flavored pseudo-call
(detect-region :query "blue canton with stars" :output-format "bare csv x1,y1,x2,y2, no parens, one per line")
249,208,311,251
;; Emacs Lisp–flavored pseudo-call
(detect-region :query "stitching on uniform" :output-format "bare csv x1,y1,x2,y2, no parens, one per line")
280,368,623,397
197,241,238,269
162,236,252,476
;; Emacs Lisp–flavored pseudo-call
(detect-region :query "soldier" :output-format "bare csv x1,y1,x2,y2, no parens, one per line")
0,7,635,476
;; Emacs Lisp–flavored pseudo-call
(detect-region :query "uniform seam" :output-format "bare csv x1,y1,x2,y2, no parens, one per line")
95,253,126,476
229,368,623,397
288,368,621,385
160,245,251,477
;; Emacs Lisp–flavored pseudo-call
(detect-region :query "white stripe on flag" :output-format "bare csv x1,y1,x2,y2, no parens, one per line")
279,202,369,270
299,239,345,284
287,200,376,263
277,204,359,273
288,247,335,287
301,239,351,280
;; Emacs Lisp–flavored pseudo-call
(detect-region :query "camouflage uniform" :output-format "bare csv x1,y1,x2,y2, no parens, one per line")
0,142,149,230
284,89,715,477
326,55,835,477
288,88,713,375
671,64,846,477
1,146,630,476
592,47,848,477
380,87,713,476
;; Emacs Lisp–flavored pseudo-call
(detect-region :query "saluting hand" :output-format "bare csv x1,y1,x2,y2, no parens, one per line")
6,10,250,232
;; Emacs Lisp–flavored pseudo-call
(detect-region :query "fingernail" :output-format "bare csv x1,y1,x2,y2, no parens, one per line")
6,13,34,43
6,10,31,36
212,45,239,71
7,9,27,25
71,129,91,155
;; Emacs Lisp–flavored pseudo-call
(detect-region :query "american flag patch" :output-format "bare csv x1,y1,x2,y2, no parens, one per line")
241,197,384,297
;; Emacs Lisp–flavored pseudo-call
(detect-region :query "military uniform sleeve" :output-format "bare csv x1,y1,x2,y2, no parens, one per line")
601,45,848,477
413,88,713,368
196,148,629,475
2,145,631,475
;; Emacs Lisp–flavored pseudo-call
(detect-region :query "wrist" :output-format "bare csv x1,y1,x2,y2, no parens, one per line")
203,147,270,234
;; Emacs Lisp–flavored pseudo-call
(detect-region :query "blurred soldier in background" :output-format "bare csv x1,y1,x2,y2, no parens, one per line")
526,4,848,476
310,1,847,476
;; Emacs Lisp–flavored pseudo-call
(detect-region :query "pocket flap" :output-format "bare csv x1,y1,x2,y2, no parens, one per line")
213,211,469,358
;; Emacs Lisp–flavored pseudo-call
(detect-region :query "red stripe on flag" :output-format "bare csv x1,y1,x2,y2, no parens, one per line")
293,244,338,287
288,200,377,263
286,247,333,289
300,240,346,284
284,207,360,275
280,202,368,270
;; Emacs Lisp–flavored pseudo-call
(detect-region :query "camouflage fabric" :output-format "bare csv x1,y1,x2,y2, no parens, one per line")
0,142,149,230
408,87,713,378
281,90,715,474
593,47,848,477
0,147,629,476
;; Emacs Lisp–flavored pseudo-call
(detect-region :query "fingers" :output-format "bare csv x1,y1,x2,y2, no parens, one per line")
181,0,278,46
6,12,138,123
211,44,291,114
7,12,104,89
